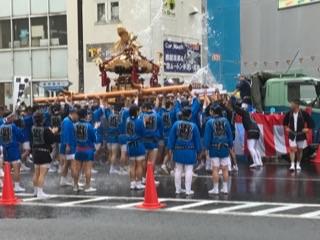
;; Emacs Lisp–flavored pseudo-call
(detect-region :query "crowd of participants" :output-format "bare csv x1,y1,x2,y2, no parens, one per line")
0,85,314,198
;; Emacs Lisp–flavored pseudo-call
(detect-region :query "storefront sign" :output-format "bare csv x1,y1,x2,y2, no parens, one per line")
86,43,113,62
163,40,201,73
39,81,70,91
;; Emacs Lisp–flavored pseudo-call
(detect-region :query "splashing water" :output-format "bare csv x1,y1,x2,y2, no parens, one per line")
122,0,221,88
189,65,217,87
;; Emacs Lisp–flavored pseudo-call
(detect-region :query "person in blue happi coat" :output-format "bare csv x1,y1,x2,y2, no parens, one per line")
159,100,176,174
168,107,201,196
118,100,130,175
73,108,98,192
0,111,26,192
105,103,122,175
59,108,78,187
140,102,163,166
204,104,233,195
126,104,146,191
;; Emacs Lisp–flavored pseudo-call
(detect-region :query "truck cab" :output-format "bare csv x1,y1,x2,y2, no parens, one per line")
250,72,320,129
263,77,320,129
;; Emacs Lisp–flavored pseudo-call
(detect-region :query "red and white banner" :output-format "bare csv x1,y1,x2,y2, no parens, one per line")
234,113,312,157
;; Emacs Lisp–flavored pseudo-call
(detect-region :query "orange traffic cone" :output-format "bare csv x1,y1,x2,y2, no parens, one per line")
0,162,21,205
311,146,320,164
136,162,166,210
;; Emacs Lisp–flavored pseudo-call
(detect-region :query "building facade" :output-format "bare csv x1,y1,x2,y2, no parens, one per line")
241,0,320,78
77,0,203,93
0,0,68,107
0,0,204,106
206,0,240,91
206,0,320,91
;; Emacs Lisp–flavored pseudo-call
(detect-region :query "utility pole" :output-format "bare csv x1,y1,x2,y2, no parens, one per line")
77,0,84,93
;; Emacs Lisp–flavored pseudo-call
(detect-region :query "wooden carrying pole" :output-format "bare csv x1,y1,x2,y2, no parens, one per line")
33,89,139,104
141,85,192,96
33,85,192,104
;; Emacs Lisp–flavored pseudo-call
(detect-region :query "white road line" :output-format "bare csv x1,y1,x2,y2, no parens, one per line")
21,197,38,202
157,174,320,182
164,200,212,211
250,204,303,216
299,209,320,218
16,193,34,197
22,195,58,202
115,201,146,209
15,193,320,208
57,197,109,207
207,202,264,214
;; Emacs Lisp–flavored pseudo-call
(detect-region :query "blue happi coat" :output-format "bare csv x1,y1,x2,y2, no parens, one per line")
74,120,96,161
93,107,111,143
125,116,145,157
60,116,76,154
0,122,25,161
118,107,129,145
174,98,201,128
105,111,121,144
22,114,33,143
160,108,176,146
139,111,163,150
167,120,201,165
204,116,233,158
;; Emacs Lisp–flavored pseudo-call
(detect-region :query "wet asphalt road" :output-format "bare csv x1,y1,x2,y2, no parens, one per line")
1,208,319,240
1,160,320,240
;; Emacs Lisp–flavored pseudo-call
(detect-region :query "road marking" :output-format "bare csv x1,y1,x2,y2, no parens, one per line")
57,197,109,207
12,193,320,220
22,195,58,202
250,204,303,216
158,174,320,183
207,202,264,214
299,209,320,218
115,201,144,209
165,201,213,211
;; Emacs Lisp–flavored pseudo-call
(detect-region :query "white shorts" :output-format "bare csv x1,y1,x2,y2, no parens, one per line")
129,156,145,162
95,143,101,151
8,159,21,164
34,163,50,169
107,143,120,151
289,140,307,149
66,154,75,160
120,144,127,152
23,141,31,150
211,157,230,168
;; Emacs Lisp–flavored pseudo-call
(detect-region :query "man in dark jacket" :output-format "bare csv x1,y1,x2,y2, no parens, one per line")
283,100,314,171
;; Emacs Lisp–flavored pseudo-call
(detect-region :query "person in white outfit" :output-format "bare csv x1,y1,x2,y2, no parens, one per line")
283,100,314,171
231,97,262,168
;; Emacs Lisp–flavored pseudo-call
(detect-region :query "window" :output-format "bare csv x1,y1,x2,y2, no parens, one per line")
50,15,67,46
32,50,50,78
50,49,67,78
4,83,13,110
12,0,29,16
97,3,106,22
0,20,11,49
0,1,11,17
13,18,29,48
13,51,31,76
0,51,13,81
287,83,317,105
110,1,119,21
31,17,48,47
31,0,48,15
49,0,66,13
